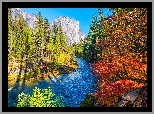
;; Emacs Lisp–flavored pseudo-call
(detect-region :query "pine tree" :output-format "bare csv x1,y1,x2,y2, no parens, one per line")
96,8,106,60
12,14,27,63
8,8,13,60
83,14,99,62
35,12,44,63
58,22,68,51
48,23,59,64
23,28,33,73
42,17,50,57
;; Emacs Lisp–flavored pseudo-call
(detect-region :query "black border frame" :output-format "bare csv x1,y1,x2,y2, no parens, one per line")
2,2,152,112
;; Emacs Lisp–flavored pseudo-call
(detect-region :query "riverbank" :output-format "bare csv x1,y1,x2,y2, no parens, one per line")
8,57,97,107
8,57,79,88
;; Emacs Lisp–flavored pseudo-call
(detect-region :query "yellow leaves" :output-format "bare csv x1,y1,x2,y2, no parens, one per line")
32,87,41,98
30,77,35,82
103,95,119,107
43,73,50,81
16,86,63,107
8,61,13,68
39,66,43,69
65,54,71,61
42,86,54,99
58,52,66,64
52,70,60,78
69,64,78,69
43,57,51,63
127,68,147,81
17,92,29,107
8,74,17,88
47,72,53,77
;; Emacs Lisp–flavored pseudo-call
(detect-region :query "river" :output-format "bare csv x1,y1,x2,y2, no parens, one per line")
8,57,98,107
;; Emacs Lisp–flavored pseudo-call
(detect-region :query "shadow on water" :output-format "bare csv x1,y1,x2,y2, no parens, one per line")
8,57,98,107
8,65,26,107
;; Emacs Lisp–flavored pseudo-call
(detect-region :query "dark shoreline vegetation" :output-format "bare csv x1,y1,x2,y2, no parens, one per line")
8,8,147,107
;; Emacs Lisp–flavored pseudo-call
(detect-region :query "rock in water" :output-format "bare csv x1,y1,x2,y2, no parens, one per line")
133,87,147,107
118,87,147,107
118,89,140,107
8,87,13,92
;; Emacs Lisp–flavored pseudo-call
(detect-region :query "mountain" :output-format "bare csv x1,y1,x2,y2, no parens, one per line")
50,16,86,46
11,8,37,28
10,8,86,46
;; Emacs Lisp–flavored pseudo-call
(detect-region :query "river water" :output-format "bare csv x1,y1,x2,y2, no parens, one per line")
8,57,98,107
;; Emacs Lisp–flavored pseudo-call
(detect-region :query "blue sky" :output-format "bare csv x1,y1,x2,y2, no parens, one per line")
21,8,113,36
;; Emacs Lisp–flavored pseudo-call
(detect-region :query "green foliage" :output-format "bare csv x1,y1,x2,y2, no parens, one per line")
8,8,13,59
8,9,78,87
48,22,73,65
35,12,44,58
16,86,65,107
81,11,104,62
71,40,85,57
80,94,96,107
9,13,27,63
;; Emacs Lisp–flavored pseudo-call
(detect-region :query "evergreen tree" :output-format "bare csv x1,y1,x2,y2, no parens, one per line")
12,14,27,63
43,17,50,57
58,22,68,51
83,14,99,62
35,12,44,63
8,8,13,59
23,28,33,73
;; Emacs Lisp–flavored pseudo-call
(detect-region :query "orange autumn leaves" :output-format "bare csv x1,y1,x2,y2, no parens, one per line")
94,79,144,98
91,56,147,83
90,60,122,79
93,79,144,107
90,8,147,106
124,57,147,81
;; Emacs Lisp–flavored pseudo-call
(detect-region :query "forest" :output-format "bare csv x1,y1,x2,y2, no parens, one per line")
8,8,147,107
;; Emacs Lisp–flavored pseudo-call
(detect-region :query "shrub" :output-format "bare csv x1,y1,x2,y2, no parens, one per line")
16,86,65,107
